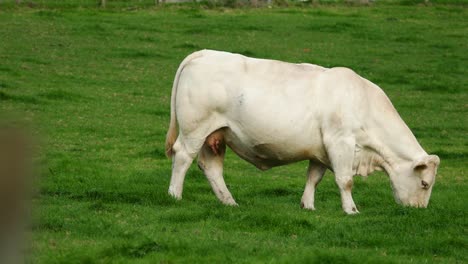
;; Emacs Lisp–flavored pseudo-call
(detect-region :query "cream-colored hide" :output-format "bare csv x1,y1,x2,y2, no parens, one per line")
165,50,440,214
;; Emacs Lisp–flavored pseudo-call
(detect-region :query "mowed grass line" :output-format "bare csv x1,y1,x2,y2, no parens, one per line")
0,4,466,263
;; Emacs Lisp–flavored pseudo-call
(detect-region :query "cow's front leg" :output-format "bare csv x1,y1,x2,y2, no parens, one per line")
326,136,359,214
301,160,327,210
335,173,358,214
198,137,237,206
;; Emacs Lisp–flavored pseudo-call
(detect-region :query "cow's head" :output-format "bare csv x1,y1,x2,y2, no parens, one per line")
390,155,440,208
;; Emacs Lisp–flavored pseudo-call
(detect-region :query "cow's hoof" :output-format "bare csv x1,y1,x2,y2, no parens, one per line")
168,187,182,200
223,199,238,207
344,207,360,215
300,201,316,211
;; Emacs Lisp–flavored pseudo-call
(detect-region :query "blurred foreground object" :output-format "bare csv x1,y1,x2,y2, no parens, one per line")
0,126,33,263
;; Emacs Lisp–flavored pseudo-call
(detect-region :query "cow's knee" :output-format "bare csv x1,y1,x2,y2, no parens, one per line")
336,177,353,192
345,179,353,192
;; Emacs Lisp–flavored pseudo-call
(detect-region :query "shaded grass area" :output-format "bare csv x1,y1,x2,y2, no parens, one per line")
0,3,466,263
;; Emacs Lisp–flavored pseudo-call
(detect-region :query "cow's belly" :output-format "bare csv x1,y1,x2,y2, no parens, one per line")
222,124,329,170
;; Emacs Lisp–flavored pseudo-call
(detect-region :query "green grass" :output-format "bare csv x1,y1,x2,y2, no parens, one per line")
0,2,467,263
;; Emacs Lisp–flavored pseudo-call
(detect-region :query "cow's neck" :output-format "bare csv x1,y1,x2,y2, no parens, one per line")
358,84,428,177
362,117,427,178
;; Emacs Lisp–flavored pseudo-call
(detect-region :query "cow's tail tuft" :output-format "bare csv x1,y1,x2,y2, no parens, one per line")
165,50,204,158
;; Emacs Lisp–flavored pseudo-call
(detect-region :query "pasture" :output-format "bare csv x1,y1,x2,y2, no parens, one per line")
0,1,467,263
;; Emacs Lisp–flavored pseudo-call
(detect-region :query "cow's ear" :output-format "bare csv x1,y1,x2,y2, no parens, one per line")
429,155,440,166
413,155,440,171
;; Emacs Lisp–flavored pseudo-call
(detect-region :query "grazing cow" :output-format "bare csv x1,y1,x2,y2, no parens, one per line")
165,50,440,214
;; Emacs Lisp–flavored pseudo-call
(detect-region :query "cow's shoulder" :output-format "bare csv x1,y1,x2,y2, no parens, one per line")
297,63,328,72
324,67,360,79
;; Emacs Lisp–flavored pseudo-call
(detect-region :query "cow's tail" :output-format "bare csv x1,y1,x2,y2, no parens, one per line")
165,50,204,158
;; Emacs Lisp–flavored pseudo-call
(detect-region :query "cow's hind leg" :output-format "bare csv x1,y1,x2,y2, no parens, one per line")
326,136,359,214
168,137,199,200
301,160,327,210
198,130,237,206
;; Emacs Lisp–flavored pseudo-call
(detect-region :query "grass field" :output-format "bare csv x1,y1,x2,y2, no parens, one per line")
0,2,467,263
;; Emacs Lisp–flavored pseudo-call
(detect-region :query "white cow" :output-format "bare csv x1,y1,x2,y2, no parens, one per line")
165,50,440,214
